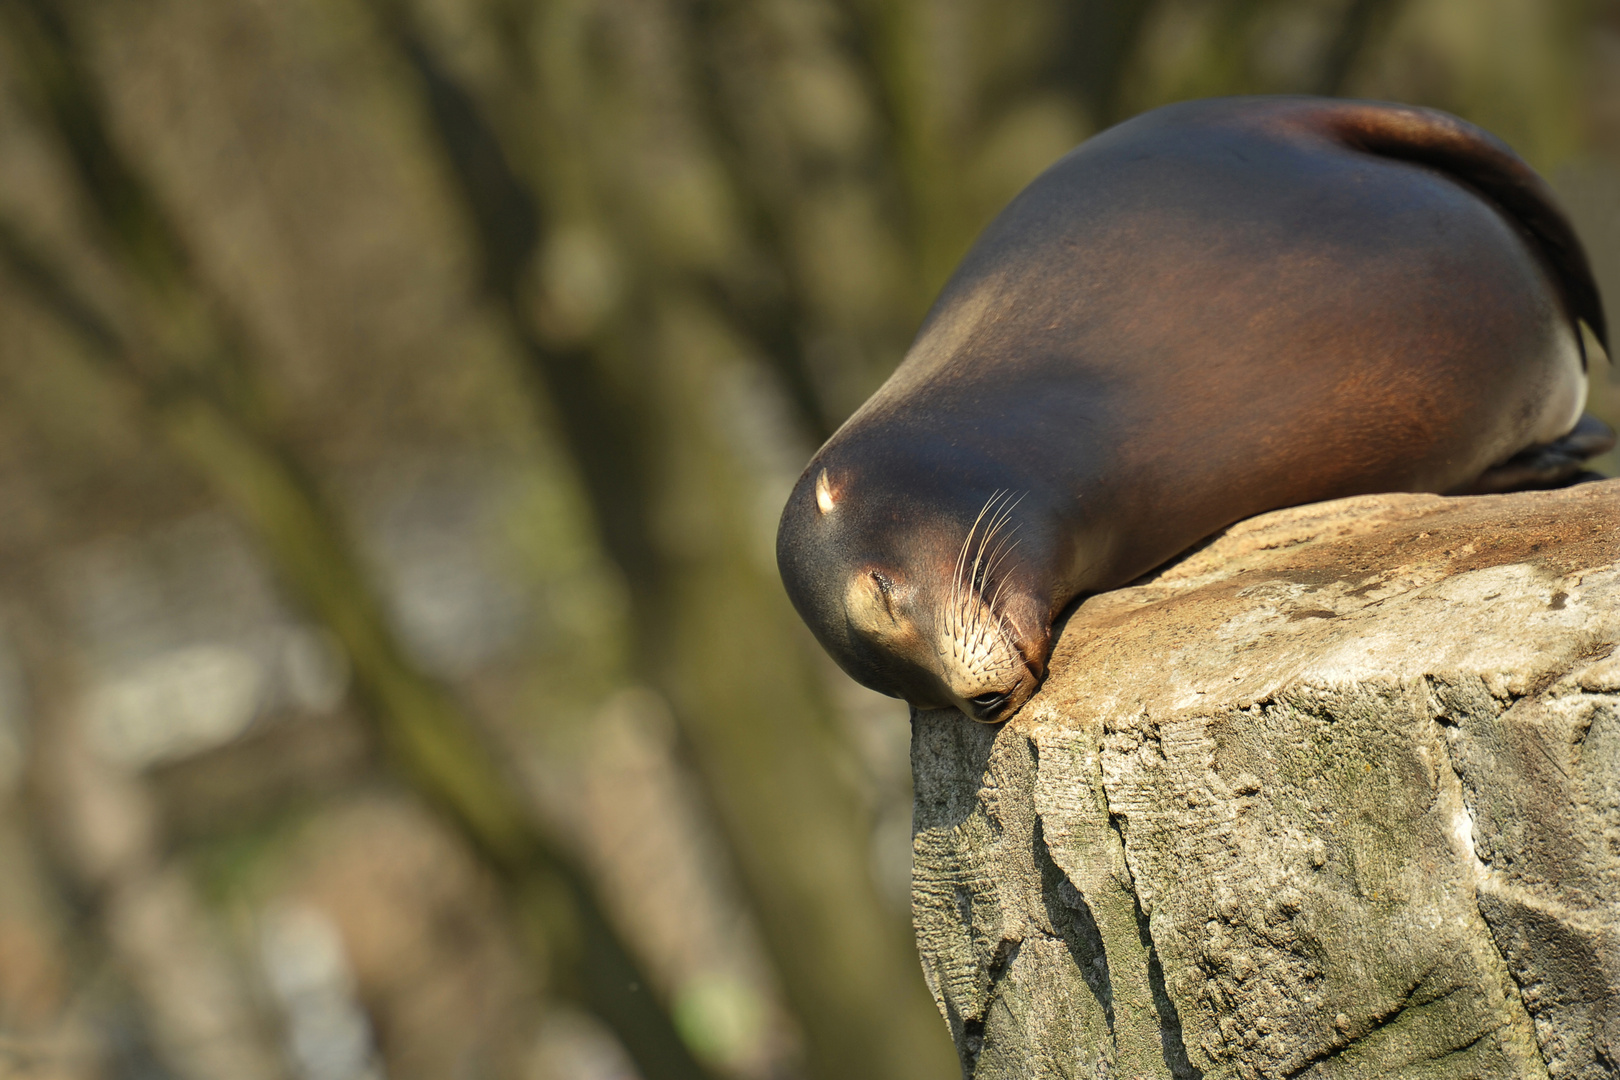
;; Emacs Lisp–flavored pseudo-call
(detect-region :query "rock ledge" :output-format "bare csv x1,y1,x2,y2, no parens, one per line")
913,480,1620,1079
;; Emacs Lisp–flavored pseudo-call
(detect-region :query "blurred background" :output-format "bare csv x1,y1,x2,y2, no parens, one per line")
0,0,1615,1078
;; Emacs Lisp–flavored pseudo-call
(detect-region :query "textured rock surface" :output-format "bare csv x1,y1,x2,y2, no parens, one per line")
912,480,1620,1079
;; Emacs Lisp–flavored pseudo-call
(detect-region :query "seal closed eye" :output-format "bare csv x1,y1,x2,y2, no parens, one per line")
776,95,1616,725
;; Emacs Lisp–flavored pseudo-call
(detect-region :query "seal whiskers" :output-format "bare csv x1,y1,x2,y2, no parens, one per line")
939,492,1027,703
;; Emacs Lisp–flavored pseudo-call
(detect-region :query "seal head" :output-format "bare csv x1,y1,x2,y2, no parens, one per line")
779,463,1051,721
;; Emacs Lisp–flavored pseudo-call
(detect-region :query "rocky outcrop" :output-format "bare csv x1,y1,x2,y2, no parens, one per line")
912,480,1620,1078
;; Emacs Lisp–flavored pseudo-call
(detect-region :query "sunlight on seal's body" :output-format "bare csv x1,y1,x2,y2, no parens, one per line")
776,96,1614,725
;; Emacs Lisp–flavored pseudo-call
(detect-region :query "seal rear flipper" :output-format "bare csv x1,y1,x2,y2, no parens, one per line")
1457,413,1617,494
1319,101,1608,358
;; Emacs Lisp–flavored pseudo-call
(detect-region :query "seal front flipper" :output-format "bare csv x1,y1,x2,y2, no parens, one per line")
1459,413,1618,494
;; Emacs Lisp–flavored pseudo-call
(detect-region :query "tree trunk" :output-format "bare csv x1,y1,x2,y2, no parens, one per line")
913,480,1620,1078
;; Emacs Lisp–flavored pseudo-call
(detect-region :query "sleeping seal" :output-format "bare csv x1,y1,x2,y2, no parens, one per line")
776,96,1614,724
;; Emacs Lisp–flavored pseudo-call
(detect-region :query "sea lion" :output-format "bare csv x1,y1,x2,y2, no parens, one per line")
776,96,1614,724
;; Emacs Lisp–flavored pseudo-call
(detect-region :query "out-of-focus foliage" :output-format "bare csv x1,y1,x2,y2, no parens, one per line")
0,1,1612,1079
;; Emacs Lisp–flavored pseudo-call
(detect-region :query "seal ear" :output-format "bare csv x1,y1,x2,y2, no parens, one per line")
815,469,838,514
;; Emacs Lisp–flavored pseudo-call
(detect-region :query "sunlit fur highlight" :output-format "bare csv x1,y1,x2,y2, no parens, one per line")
937,490,1025,695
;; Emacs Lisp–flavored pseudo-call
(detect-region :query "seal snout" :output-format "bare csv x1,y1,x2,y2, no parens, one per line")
955,660,1040,723
934,489,1045,723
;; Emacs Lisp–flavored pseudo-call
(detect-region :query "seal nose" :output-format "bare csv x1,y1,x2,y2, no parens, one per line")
967,690,1010,720
954,659,1041,723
